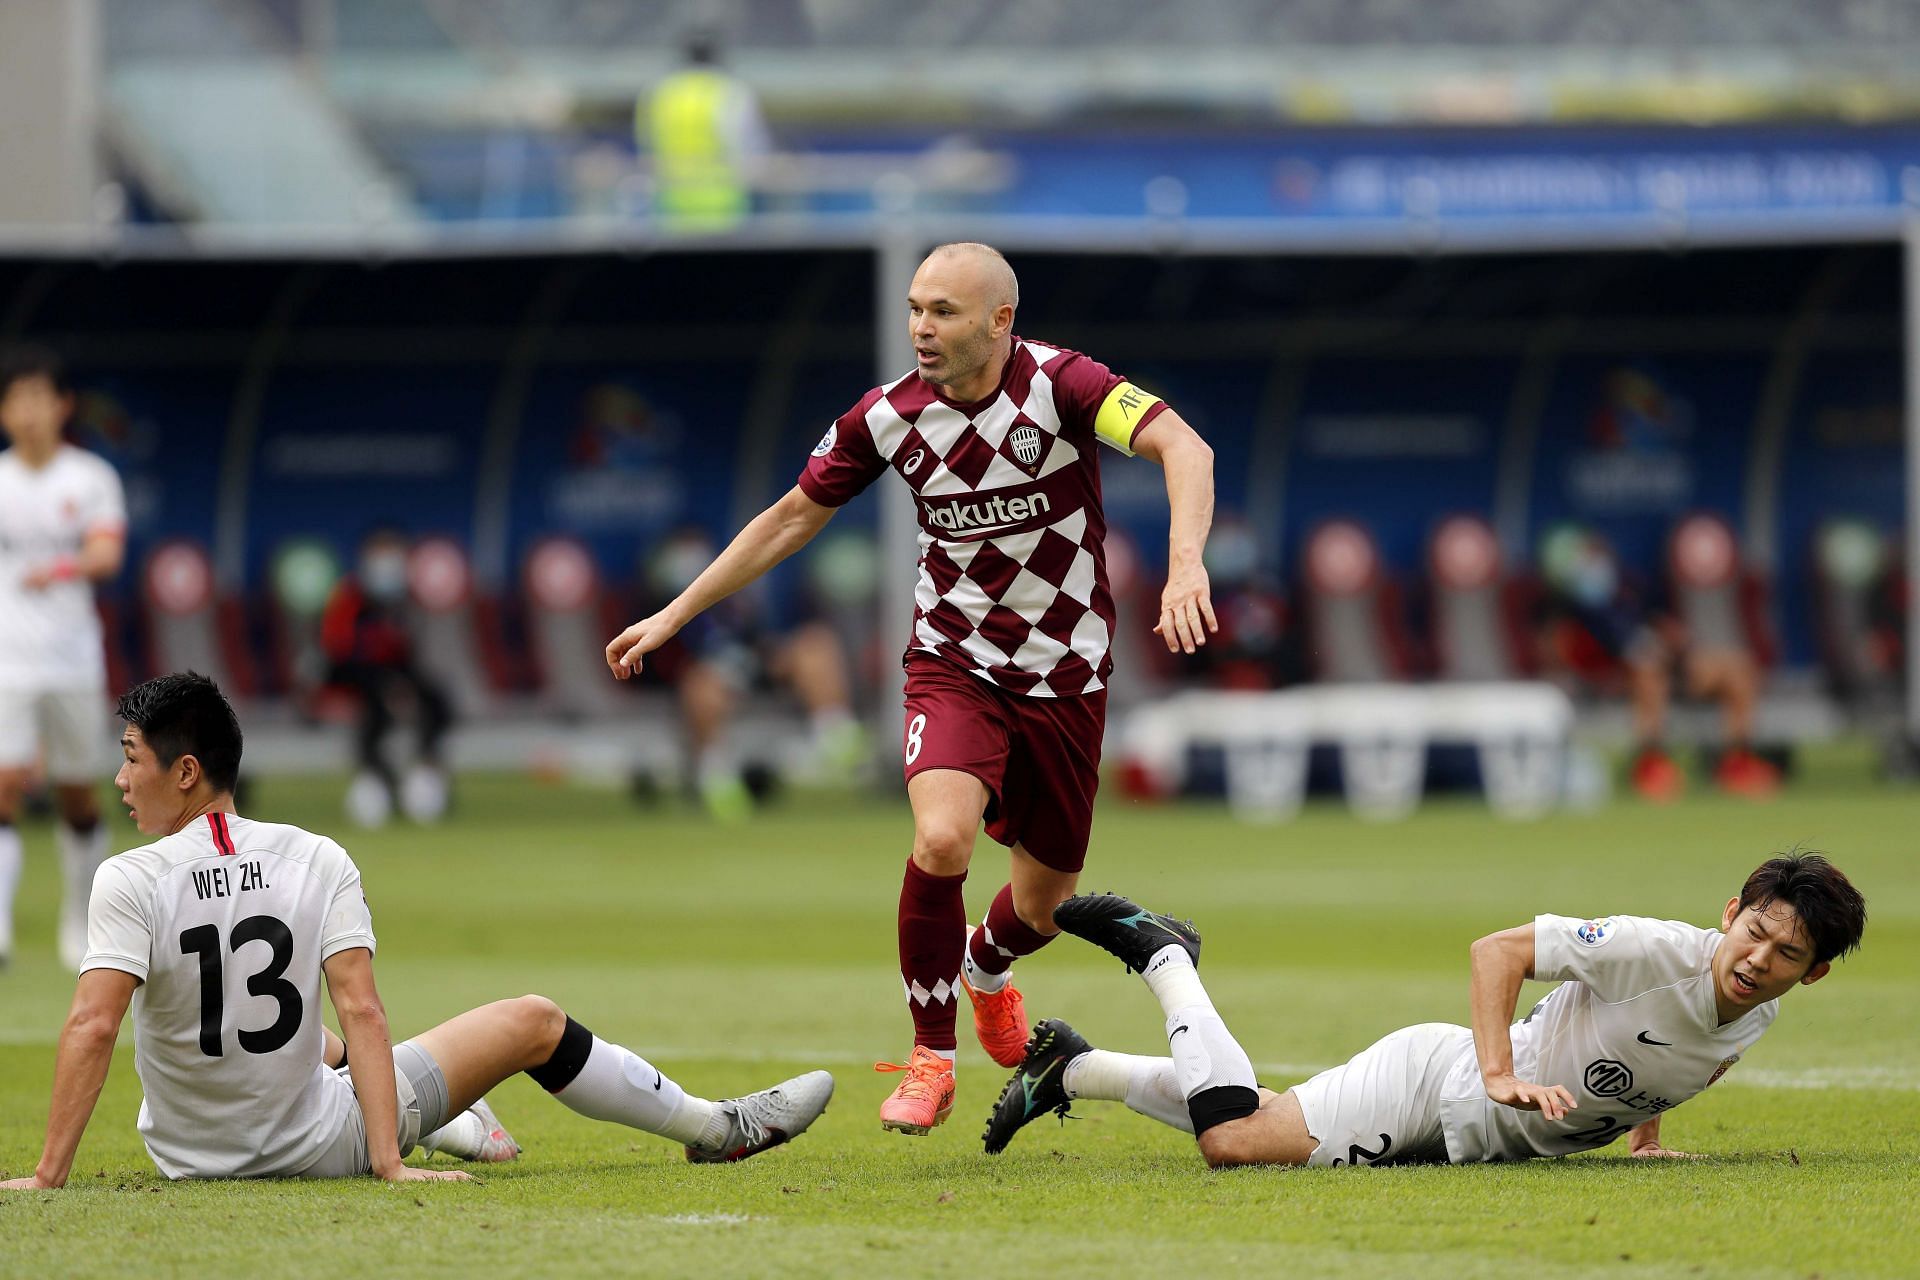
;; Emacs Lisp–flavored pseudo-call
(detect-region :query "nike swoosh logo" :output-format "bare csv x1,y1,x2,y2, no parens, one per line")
1636,1031,1672,1046
1170,1025,1190,1038
653,1070,663,1090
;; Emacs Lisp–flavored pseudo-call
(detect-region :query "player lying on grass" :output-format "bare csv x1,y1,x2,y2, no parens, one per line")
984,859,1865,1167
1,672,832,1189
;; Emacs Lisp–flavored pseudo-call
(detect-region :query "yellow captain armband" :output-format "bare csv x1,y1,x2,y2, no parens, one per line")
1093,381,1163,455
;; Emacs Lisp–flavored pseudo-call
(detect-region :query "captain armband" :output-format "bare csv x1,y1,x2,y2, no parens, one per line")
1092,382,1164,455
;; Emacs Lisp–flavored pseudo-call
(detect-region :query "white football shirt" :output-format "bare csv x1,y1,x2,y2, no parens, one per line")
1439,913,1777,1162
82,813,377,1180
0,444,126,689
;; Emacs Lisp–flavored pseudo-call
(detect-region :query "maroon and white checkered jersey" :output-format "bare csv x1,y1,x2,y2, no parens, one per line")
797,338,1168,697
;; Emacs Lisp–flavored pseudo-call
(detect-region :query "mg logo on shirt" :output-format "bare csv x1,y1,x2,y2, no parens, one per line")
1584,1058,1634,1097
1010,423,1042,466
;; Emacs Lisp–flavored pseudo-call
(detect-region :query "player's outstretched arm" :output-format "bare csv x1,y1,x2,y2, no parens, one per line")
605,485,837,679
1,969,137,1190
322,948,470,1184
1469,924,1578,1122
1130,410,1218,655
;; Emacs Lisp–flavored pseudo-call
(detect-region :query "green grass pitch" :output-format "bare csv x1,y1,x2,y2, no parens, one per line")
1,765,1914,1278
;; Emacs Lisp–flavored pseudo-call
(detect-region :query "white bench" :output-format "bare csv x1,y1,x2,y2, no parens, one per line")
1119,682,1575,822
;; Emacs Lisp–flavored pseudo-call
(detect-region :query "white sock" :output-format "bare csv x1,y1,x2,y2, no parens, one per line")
0,825,20,955
962,926,1010,994
1064,1049,1194,1134
417,1109,489,1159
810,706,855,738
56,822,106,967
1140,944,1209,1017
57,820,106,923
550,1036,718,1147
1140,947,1256,1102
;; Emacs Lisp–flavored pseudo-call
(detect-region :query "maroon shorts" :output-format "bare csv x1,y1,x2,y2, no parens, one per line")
900,651,1107,873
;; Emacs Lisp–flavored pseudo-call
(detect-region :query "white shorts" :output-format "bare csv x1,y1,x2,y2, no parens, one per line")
0,686,108,781
1288,1022,1469,1168
296,1041,451,1179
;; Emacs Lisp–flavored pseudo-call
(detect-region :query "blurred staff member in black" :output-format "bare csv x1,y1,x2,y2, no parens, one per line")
320,530,452,827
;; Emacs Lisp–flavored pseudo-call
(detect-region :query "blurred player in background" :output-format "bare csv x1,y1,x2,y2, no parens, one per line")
1,673,833,1189
0,345,126,971
986,855,1865,1166
642,526,869,821
320,529,453,828
608,242,1218,1135
1539,524,1778,801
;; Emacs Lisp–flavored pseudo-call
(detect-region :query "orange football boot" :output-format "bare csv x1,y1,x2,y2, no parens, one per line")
962,970,1031,1068
875,1045,956,1135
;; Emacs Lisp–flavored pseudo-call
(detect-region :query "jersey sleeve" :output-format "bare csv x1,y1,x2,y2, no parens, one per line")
80,860,151,980
1046,350,1169,457
319,840,377,960
80,455,128,537
796,394,889,508
1533,913,1706,1002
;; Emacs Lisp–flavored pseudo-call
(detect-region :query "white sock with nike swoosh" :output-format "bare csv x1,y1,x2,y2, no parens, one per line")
1140,948,1256,1102
550,1036,719,1146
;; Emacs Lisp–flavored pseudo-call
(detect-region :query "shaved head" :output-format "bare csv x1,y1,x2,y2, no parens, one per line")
907,242,1020,400
924,242,1019,314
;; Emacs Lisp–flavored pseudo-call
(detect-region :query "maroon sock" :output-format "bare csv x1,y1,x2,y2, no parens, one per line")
898,856,966,1052
965,882,1055,978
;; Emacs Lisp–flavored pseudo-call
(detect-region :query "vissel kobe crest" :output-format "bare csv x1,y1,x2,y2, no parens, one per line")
1010,422,1042,467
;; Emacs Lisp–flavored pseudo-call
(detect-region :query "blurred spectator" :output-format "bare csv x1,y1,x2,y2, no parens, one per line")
321,530,453,827
639,30,769,230
642,527,868,819
1537,523,1778,801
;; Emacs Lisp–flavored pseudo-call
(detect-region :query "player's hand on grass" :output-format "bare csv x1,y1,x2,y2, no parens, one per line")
379,1165,474,1184
606,611,682,679
1154,562,1217,655
0,1174,61,1190
1482,1072,1577,1121
1629,1144,1701,1160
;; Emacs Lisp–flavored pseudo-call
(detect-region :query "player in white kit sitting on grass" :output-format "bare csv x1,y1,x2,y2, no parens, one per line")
983,863,1865,1166
0,672,832,1188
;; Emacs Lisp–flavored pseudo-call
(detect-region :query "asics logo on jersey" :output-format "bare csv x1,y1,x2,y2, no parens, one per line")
1636,1030,1672,1046
923,491,1052,533
903,448,926,474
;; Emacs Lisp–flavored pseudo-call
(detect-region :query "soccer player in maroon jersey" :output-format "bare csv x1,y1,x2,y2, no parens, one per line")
606,242,1217,1135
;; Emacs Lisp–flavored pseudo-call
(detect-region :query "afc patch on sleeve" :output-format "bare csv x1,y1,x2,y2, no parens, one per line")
1574,917,1617,947
812,425,838,457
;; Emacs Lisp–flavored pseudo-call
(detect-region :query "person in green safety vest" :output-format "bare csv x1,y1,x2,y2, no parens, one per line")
640,31,769,230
